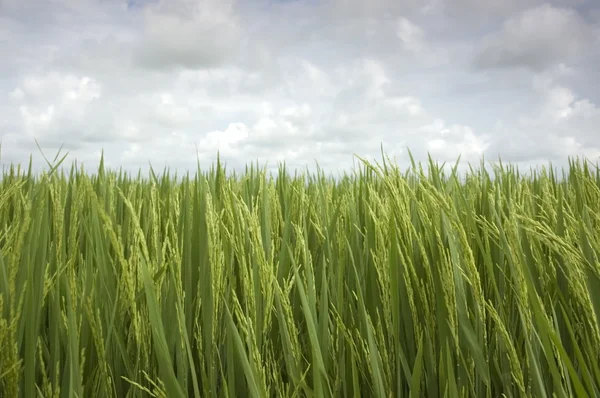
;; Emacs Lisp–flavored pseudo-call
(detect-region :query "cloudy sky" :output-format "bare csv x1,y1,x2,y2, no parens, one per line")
1,0,599,175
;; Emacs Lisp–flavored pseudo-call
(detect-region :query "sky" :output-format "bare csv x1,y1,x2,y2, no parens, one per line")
1,0,599,176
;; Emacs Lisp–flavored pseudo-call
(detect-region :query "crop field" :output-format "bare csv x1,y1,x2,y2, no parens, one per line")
0,153,599,397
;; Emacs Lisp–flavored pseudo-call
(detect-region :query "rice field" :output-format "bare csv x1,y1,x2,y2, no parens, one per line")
1,152,599,397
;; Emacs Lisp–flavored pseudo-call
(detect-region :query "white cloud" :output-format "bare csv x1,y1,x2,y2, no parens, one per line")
8,73,106,147
1,0,599,175
425,122,489,160
485,67,600,163
397,17,426,53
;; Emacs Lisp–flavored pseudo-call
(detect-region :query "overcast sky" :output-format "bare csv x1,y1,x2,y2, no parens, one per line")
1,0,599,175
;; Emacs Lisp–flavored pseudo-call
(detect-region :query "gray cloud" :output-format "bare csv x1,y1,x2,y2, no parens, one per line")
133,0,243,70
322,0,429,19
1,0,599,176
442,0,585,21
474,4,597,71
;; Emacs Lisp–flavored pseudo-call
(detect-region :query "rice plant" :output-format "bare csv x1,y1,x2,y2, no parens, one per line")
0,151,599,397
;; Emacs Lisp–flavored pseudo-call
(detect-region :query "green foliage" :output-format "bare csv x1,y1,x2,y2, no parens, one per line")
0,152,599,397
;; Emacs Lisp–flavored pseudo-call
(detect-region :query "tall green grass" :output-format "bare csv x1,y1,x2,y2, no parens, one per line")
1,152,599,397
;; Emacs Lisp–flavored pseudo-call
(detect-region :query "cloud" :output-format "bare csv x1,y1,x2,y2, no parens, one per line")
133,0,243,70
4,70,223,152
442,0,585,21
7,73,107,148
323,0,428,19
183,59,489,173
1,0,599,176
396,17,428,54
474,4,597,71
484,67,600,163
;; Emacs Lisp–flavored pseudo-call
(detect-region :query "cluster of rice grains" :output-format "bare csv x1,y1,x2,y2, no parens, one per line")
0,154,599,397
